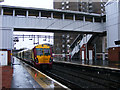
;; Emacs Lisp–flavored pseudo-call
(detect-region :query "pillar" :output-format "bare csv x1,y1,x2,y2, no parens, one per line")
26,10,29,17
93,17,95,23
39,11,41,18
102,36,106,60
62,13,65,20
51,12,53,19
1,8,3,16
83,16,85,22
73,14,75,21
13,10,15,16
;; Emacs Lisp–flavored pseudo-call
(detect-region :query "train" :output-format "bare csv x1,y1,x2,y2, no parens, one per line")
18,44,53,69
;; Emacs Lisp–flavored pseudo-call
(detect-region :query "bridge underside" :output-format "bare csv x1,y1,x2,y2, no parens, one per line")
14,28,103,34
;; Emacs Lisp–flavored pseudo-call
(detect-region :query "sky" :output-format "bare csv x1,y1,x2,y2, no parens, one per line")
0,0,54,49
0,0,53,9
14,32,54,49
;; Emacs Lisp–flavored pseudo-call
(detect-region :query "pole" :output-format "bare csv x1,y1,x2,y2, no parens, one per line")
86,34,88,61
94,44,96,61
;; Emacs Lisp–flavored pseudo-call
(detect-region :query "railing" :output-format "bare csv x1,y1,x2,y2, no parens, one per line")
71,34,92,58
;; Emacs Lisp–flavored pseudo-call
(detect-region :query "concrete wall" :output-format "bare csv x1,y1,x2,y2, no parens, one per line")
0,28,13,50
118,1,120,40
106,1,119,48
1,15,104,33
105,1,120,61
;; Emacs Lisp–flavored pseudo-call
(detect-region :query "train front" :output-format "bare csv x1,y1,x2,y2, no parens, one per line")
33,44,53,69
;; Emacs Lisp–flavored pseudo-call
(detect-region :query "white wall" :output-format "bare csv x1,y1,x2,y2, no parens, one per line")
106,1,119,48
0,28,13,49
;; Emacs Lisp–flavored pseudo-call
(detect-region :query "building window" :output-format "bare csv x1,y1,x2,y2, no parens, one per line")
66,5,69,9
62,50,65,53
66,1,69,4
62,40,65,43
62,7,64,9
62,34,65,38
62,2,64,5
67,39,70,43
62,45,65,48
67,34,70,38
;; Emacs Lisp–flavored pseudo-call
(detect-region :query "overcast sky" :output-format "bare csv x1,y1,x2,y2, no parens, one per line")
14,32,54,49
0,0,53,9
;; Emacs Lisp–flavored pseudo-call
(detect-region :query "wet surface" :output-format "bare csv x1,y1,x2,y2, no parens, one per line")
55,59,120,69
11,57,42,89
11,57,67,89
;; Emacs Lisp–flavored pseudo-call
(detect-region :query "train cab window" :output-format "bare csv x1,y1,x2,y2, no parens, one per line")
44,48,50,55
36,48,43,56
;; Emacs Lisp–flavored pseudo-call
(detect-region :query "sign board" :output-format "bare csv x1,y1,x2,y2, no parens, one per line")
0,51,8,66
0,0,4,2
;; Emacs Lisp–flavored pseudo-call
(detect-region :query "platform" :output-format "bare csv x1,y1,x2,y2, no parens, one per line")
11,57,69,89
54,59,120,70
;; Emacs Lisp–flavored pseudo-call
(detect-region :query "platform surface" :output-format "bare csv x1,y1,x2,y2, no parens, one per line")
54,59,120,70
11,57,68,89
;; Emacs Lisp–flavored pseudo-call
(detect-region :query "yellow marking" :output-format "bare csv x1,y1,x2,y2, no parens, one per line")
11,53,12,55
26,64,70,89
35,44,50,48
19,59,69,89
26,68,51,88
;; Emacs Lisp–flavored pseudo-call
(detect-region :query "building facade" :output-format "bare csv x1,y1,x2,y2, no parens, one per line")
54,0,108,14
54,32,79,61
53,0,108,61
105,0,120,61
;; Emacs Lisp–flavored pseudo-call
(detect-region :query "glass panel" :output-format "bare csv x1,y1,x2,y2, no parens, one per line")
36,48,43,55
44,48,50,55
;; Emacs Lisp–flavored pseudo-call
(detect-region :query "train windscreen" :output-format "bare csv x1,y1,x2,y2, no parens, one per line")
36,48,43,56
44,48,50,55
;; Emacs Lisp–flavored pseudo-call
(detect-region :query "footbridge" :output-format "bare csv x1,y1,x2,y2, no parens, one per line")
0,5,106,33
0,5,106,65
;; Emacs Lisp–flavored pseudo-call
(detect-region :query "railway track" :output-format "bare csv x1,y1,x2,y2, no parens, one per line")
18,58,120,89
42,62,120,89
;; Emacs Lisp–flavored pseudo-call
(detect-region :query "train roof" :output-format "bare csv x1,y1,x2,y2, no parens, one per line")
18,48,31,53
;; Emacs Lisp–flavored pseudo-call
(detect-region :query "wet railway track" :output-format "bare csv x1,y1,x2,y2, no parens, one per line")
42,62,120,89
